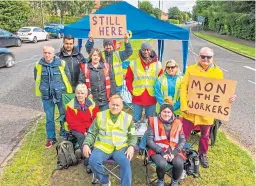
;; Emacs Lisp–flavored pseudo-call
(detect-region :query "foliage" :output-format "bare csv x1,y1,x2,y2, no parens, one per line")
0,117,255,186
0,1,31,32
194,32,255,58
45,16,81,25
192,0,255,41
153,8,162,19
138,1,154,15
168,6,190,24
100,1,118,9
168,19,179,24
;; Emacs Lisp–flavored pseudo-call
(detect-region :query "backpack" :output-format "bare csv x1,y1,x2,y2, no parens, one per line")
184,149,200,178
56,140,79,170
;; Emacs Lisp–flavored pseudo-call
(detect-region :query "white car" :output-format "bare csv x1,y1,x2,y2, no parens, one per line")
17,27,49,43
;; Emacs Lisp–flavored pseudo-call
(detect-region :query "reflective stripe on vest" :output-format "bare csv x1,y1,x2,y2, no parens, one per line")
102,51,123,86
130,58,162,96
35,60,72,96
156,74,183,115
94,110,133,154
83,63,111,99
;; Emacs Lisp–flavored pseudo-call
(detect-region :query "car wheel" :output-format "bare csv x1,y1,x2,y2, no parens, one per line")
33,36,37,43
16,39,22,47
57,33,61,39
5,54,15,68
45,34,49,41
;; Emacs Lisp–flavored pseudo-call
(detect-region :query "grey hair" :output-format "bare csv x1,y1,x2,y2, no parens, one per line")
43,45,55,53
75,83,88,94
199,47,214,56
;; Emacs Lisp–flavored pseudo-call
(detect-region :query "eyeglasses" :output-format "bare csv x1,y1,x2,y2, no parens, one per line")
200,55,212,59
166,66,176,70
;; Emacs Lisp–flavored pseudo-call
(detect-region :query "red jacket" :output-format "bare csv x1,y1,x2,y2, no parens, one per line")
66,98,99,134
125,52,163,106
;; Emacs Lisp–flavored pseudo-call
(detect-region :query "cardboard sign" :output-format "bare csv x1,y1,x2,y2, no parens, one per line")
187,75,237,121
90,14,126,38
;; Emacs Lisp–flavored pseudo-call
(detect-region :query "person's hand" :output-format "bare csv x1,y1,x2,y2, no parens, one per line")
84,131,87,135
163,154,170,161
124,32,129,43
125,146,134,160
88,94,93,99
183,110,190,115
83,145,91,158
229,95,237,103
168,154,174,162
88,32,93,41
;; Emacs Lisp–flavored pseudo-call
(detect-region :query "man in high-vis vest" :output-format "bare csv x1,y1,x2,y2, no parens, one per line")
125,42,163,123
85,32,133,93
34,45,72,148
82,94,137,186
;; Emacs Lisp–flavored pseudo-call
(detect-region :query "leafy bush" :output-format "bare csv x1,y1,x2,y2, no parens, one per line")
168,19,179,24
45,16,81,25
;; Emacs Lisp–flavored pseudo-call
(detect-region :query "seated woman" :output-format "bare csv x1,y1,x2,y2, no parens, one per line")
154,59,183,116
146,98,186,186
66,83,99,172
79,48,116,111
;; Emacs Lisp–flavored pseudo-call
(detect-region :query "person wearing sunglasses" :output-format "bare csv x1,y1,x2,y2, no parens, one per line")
154,59,183,116
180,47,237,168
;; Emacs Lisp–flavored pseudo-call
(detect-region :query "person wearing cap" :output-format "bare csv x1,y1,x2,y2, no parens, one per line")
146,97,186,186
154,59,183,116
180,47,237,168
125,42,163,123
85,32,133,93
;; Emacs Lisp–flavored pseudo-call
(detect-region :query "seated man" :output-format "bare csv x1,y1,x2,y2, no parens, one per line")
82,94,137,186
66,83,99,171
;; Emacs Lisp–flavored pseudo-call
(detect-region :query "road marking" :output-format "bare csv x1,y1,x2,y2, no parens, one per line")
219,66,229,72
248,80,256,85
243,66,256,72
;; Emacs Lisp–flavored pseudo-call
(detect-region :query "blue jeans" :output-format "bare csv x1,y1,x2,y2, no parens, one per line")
99,103,109,111
42,99,65,140
89,148,132,186
133,104,156,122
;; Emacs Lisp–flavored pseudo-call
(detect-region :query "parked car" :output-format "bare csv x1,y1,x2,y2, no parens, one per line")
44,23,64,39
0,48,15,67
0,29,22,48
17,27,49,43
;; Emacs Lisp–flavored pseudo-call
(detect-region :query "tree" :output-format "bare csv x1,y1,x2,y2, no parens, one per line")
100,1,118,9
153,8,162,19
0,1,31,32
138,1,154,15
168,7,180,19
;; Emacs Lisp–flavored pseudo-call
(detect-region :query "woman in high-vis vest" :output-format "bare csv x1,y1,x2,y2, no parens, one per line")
66,83,99,173
154,60,183,116
79,48,116,111
34,46,72,149
146,98,186,186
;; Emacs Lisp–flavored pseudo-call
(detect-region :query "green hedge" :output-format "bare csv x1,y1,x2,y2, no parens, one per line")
168,19,179,24
45,16,82,25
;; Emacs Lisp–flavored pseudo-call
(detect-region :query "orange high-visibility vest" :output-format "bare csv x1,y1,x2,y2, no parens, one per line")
148,116,186,160
80,63,111,99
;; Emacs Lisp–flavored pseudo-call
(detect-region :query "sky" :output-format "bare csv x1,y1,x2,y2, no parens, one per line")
124,0,196,13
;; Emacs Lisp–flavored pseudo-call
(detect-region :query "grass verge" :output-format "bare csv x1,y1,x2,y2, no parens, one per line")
193,32,255,59
0,117,255,186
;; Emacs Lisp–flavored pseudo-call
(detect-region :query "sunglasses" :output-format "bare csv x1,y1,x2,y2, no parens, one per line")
166,66,176,70
200,55,212,59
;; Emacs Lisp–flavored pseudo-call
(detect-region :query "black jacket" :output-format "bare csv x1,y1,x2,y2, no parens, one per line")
79,61,116,106
56,47,85,91
146,115,186,156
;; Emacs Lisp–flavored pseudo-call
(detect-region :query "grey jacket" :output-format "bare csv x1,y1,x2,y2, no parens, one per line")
146,115,186,156
56,47,85,91
34,56,71,103
79,61,115,106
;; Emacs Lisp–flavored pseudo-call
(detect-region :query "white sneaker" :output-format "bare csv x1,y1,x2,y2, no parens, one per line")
102,180,111,186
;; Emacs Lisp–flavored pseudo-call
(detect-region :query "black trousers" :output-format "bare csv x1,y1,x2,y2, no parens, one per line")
151,154,184,181
70,130,89,166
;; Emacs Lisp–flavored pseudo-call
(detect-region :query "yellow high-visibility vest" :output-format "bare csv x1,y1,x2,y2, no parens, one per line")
94,110,134,154
156,74,183,116
129,58,162,96
34,60,73,96
102,52,123,86
64,97,95,131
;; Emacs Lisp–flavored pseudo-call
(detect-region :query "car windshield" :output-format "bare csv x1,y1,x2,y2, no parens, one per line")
18,28,31,32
